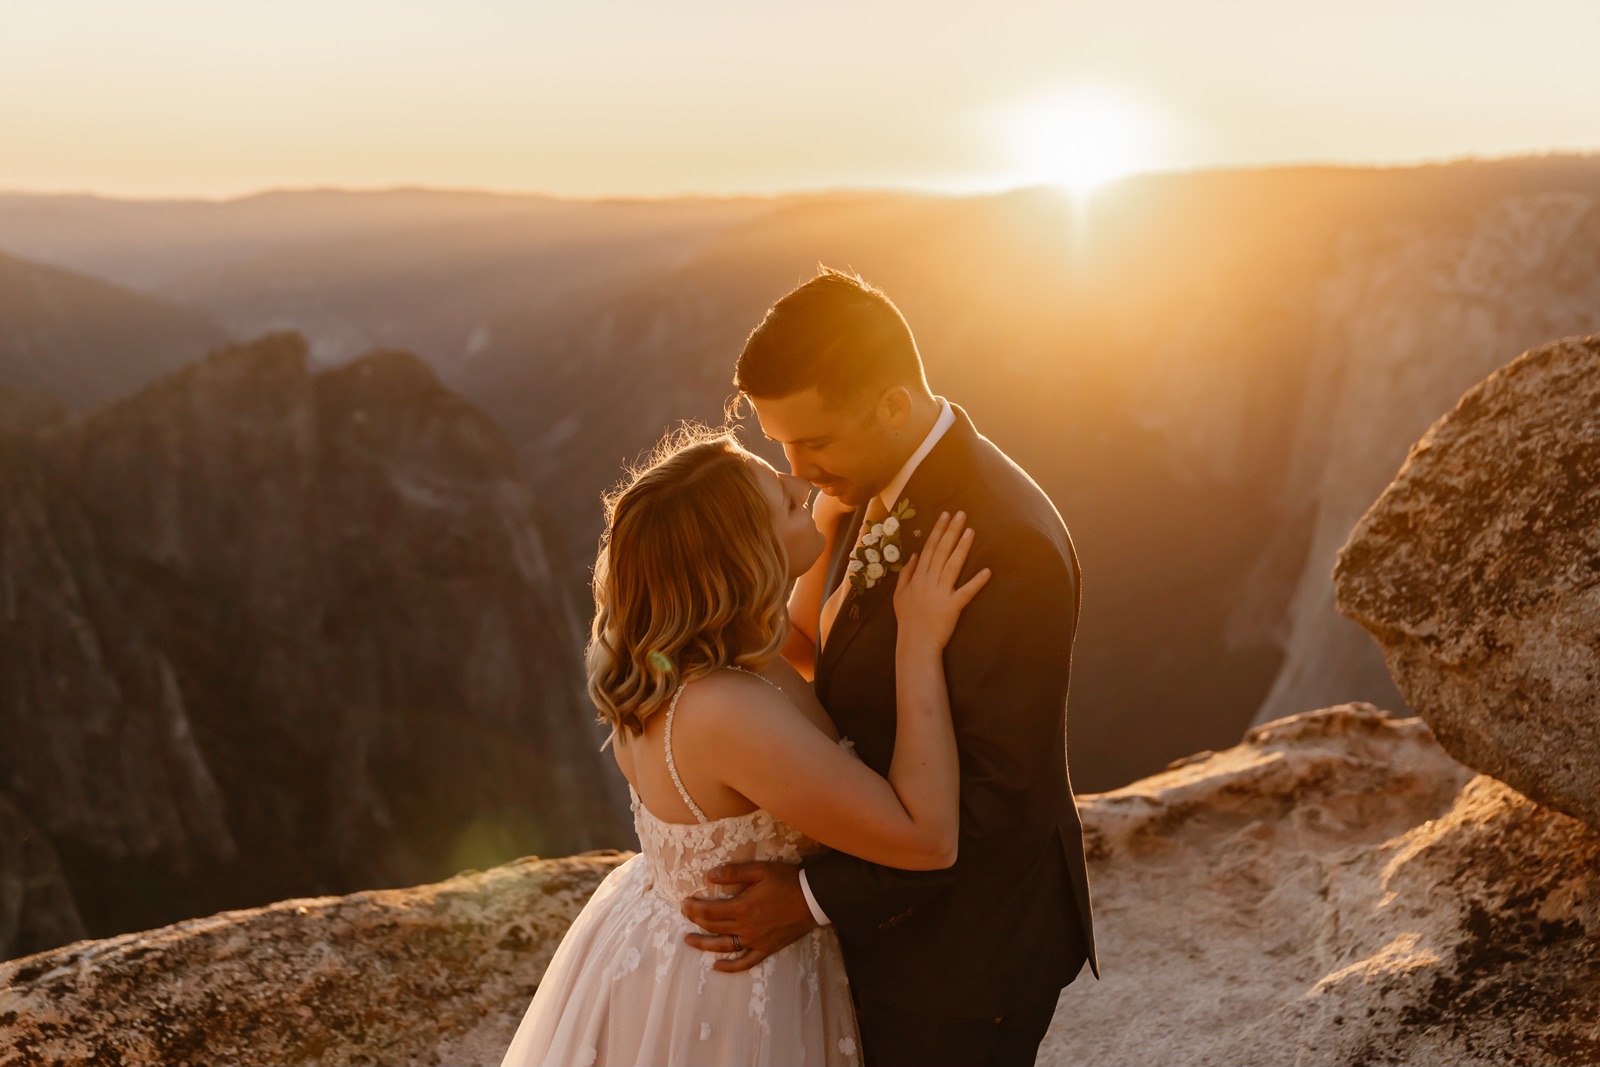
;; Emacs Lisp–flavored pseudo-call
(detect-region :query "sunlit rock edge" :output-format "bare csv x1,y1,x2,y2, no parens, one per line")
3,705,1596,1067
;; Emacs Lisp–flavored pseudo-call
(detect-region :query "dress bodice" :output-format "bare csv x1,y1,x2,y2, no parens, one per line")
628,667,849,904
630,788,824,904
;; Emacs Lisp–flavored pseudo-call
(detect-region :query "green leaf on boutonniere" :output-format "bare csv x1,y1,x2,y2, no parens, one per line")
848,495,915,592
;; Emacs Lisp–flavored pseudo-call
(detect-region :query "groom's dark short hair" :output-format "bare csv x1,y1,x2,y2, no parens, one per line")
735,266,925,403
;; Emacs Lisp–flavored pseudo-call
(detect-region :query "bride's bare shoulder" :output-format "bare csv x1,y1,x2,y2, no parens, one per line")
679,667,843,754
671,667,823,741
675,669,790,719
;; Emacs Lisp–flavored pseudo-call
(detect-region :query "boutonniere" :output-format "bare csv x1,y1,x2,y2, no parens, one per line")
847,497,917,594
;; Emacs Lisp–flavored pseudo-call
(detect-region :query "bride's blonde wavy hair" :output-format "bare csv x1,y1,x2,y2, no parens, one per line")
587,425,790,736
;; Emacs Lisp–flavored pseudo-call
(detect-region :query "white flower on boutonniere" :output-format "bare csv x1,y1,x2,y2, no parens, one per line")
847,497,917,594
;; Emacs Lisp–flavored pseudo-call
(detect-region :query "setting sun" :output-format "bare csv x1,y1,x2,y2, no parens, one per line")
1002,90,1158,196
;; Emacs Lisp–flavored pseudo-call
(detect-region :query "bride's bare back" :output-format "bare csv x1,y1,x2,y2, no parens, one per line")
613,656,838,825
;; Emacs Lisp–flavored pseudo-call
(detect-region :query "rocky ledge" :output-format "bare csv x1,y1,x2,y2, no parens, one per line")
4,705,1596,1067
1043,706,1599,1067
0,852,628,1067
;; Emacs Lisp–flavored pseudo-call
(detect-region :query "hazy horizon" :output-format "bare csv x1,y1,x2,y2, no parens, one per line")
7,150,1600,207
5,0,1598,201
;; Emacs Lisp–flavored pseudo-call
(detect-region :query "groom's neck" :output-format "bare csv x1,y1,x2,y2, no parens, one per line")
881,394,941,479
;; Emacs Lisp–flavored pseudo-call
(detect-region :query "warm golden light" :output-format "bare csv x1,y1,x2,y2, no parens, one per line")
1002,90,1156,196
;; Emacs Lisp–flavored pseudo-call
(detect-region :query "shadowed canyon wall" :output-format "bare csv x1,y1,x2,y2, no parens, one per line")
0,335,629,956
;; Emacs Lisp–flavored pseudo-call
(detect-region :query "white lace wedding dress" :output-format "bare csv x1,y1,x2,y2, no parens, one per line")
500,678,862,1067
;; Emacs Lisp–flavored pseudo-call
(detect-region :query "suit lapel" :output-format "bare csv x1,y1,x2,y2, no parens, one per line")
816,561,894,677
815,404,979,688
819,504,865,626
815,503,864,690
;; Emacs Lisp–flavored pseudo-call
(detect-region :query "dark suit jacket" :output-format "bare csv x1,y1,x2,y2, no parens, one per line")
805,403,1098,1018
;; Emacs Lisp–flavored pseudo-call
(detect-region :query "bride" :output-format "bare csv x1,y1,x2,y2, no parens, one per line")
500,427,989,1067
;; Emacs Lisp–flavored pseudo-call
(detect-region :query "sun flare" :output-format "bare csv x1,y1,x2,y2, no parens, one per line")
1003,91,1155,197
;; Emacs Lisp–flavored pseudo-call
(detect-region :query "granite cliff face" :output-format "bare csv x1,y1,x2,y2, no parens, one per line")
0,795,84,963
1251,191,1600,724
0,334,630,958
5,708,1595,1067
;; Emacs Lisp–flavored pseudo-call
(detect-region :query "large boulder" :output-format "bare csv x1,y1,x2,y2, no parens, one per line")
6,706,1596,1066
1334,334,1600,833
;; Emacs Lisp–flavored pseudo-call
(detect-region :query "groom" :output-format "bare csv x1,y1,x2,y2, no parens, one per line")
681,267,1098,1066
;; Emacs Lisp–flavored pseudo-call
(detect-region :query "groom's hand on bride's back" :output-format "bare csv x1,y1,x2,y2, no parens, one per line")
680,861,817,973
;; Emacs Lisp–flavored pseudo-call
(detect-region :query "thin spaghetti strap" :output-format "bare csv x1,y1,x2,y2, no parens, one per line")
662,682,709,824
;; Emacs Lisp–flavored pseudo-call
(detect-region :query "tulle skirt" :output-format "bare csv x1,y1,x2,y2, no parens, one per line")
501,855,861,1067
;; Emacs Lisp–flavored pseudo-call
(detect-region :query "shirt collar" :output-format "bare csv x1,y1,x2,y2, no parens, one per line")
878,397,954,515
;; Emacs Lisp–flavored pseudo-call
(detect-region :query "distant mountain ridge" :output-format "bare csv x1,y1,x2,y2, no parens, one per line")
0,250,226,410
0,188,578,290
0,190,769,368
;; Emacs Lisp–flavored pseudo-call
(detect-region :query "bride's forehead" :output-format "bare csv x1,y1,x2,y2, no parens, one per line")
741,453,779,484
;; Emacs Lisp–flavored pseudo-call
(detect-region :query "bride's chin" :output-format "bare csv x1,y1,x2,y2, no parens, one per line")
792,546,825,580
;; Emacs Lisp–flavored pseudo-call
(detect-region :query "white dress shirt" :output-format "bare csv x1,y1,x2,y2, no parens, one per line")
800,397,955,926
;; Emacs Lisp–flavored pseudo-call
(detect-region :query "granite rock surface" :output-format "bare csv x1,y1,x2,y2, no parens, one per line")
1335,334,1600,833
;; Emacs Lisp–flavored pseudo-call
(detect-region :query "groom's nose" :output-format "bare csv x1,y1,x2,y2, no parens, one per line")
782,444,814,479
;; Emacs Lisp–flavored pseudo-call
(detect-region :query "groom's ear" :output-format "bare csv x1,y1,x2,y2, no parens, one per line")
877,385,913,430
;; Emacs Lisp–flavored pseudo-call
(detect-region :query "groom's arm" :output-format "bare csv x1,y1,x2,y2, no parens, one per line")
801,522,1080,938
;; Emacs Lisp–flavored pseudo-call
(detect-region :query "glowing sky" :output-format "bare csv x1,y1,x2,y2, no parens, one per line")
3,0,1598,198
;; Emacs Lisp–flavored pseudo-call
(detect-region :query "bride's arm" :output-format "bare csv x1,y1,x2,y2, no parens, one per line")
781,492,852,680
717,512,986,870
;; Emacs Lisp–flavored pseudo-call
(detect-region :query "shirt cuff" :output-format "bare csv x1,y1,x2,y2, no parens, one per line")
798,869,833,927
